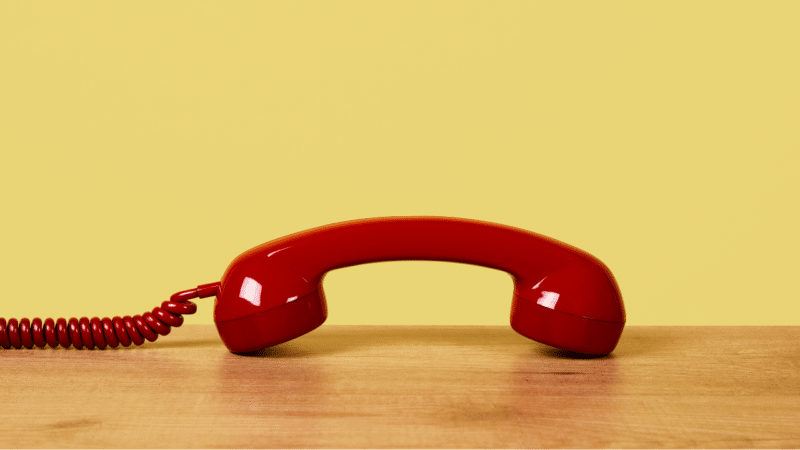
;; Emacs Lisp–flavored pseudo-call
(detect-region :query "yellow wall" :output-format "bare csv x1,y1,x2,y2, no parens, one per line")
1,1,798,326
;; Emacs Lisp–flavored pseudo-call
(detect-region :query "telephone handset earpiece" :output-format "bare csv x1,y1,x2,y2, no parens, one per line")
0,217,625,356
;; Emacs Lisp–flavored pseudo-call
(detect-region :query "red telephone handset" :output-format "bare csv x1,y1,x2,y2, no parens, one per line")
0,217,625,355
214,217,625,355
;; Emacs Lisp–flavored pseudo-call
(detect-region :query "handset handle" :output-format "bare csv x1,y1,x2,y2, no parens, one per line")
278,217,574,288
214,217,625,354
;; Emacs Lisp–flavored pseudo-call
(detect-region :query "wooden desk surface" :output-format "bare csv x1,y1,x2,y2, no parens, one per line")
1,325,799,448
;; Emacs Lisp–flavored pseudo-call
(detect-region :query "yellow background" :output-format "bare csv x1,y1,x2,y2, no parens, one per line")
1,1,798,326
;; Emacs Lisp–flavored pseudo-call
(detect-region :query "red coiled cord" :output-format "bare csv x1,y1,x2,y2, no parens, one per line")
0,282,219,350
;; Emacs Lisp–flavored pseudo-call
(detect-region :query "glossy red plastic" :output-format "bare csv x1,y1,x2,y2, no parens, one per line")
0,296,200,350
68,318,82,349
101,317,119,348
44,318,58,348
79,317,93,349
0,318,9,349
8,319,21,349
112,317,131,347
31,318,45,348
214,216,625,355
19,318,33,349
56,318,70,348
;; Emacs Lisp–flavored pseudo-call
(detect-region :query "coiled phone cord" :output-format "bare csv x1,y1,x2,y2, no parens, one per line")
0,282,219,350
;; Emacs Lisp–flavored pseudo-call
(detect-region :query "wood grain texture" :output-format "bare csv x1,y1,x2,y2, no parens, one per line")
1,325,799,448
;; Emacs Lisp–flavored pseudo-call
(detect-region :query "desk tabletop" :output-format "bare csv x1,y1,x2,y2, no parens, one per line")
1,325,799,448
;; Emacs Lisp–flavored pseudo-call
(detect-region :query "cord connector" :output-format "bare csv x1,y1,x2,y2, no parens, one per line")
170,282,220,303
